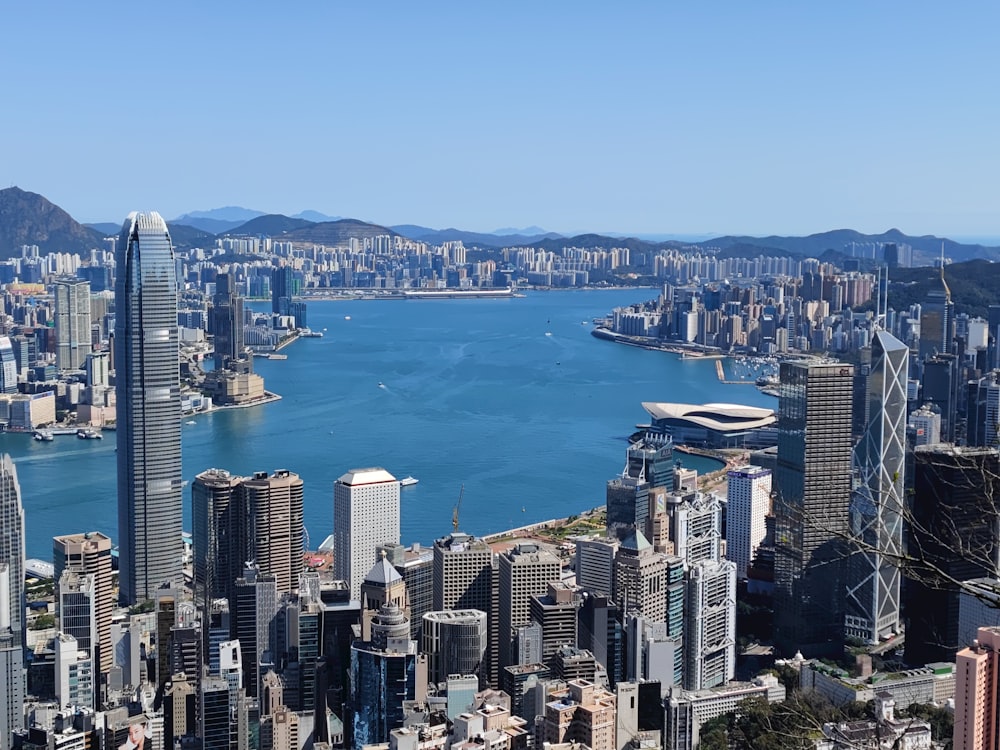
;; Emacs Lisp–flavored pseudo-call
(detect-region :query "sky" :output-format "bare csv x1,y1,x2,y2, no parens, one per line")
2,2,998,238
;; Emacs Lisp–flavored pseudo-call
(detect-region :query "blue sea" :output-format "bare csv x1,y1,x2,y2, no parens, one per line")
5,289,775,559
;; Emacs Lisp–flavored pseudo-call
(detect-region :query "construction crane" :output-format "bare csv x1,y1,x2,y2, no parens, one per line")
452,484,464,532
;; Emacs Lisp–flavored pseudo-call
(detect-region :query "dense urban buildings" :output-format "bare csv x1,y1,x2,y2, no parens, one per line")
115,211,183,603
0,455,24,749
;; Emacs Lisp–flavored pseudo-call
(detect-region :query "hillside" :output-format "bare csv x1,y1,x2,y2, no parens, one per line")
280,219,400,245
0,187,105,258
226,214,316,236
390,225,563,247
887,259,1000,319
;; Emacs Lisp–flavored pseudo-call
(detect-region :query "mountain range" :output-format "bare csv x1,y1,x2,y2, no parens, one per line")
2,186,1000,267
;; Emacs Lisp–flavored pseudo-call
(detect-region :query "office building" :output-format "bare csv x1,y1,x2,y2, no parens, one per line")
773,361,854,657
910,404,942,447
421,609,488,685
922,354,960,443
574,536,618,597
53,276,92,370
954,626,1000,750
919,260,953,360
53,532,113,681
233,565,278,697
613,530,669,622
905,444,1000,665
210,271,246,370
684,559,737,690
334,467,400,600
56,571,98,706
115,211,182,604
538,680,616,750
967,371,1000,449
606,437,674,539
578,592,622,687
725,466,772,579
271,265,295,315
0,338,17,394
497,543,561,671
845,331,908,644
529,582,579,668
54,633,94,710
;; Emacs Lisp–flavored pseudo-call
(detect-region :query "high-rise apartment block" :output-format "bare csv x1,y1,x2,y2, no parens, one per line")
954,626,1000,750
726,466,771,579
115,211,182,603
54,276,92,370
334,468,400,600
774,361,854,657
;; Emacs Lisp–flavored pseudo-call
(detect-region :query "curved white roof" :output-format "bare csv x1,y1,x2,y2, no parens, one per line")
337,467,397,485
642,402,776,432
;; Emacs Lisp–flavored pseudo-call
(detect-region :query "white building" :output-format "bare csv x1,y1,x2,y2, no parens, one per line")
908,405,941,447
725,466,771,579
334,468,401,599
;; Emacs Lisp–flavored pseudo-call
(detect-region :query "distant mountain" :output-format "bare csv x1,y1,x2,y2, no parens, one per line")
389,225,563,247
173,207,267,234
528,233,669,253
226,215,316,236
293,210,341,222
0,187,105,258
281,219,401,245
889,259,1000,319
493,225,548,235
86,222,122,236
165,223,217,251
694,228,1000,263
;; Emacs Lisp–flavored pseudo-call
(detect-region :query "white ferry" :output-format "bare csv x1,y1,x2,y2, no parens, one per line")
400,476,419,487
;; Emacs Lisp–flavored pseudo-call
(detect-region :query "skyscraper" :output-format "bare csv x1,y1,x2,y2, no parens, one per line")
919,257,954,361
192,468,246,606
271,265,294,316
774,361,854,656
211,271,246,371
0,455,25,748
243,469,304,596
0,337,18,394
845,331,908,644
54,276,92,370
725,466,772,580
334,468,400,600
115,211,182,604
497,542,561,671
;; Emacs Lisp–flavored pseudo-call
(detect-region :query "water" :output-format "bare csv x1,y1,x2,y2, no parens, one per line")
5,289,775,559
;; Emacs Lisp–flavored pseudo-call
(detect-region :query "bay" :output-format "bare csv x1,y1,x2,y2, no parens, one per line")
5,289,776,559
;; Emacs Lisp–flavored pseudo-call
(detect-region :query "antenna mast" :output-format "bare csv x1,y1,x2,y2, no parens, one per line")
452,484,464,532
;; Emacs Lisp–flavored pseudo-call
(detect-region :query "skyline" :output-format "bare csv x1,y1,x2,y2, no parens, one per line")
2,3,999,238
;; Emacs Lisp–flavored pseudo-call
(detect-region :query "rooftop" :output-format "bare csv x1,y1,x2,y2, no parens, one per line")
337,467,397,485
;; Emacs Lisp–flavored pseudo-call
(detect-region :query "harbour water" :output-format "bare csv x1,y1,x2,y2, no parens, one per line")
4,289,775,559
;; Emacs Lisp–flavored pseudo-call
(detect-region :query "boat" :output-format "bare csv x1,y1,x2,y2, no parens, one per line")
544,332,552,337
400,476,419,487
34,431,54,442
77,429,102,440
378,382,386,389
299,329,324,338
269,353,288,360
344,316,351,321
185,420,196,425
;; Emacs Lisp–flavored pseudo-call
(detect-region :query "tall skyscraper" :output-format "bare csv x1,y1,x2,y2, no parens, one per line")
192,468,246,605
210,271,246,371
271,266,295,316
115,211,182,604
919,257,954,361
0,455,25,748
53,276,92,370
905,444,1000,665
774,361,854,656
243,469,304,596
333,468,400,600
845,331,908,644
725,466,772,580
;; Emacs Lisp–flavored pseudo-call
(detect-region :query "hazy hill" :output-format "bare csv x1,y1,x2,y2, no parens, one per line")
281,219,401,245
390,225,564,247
696,228,1000,263
166,223,217,251
173,207,266,234
86,222,122,236
887,259,1000,319
0,187,105,258
226,214,316,236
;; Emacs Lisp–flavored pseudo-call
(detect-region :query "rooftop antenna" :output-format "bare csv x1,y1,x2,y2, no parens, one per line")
452,484,464,532
940,242,951,301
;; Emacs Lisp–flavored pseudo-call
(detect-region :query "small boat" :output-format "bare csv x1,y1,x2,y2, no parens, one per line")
400,476,419,487
544,332,552,337
185,420,196,425
344,316,351,321
378,382,386,389
77,429,102,440
34,431,54,442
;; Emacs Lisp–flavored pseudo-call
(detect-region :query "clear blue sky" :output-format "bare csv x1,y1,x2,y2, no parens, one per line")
3,2,998,238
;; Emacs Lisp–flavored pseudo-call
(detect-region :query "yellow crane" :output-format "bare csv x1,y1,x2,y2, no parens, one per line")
452,484,464,532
